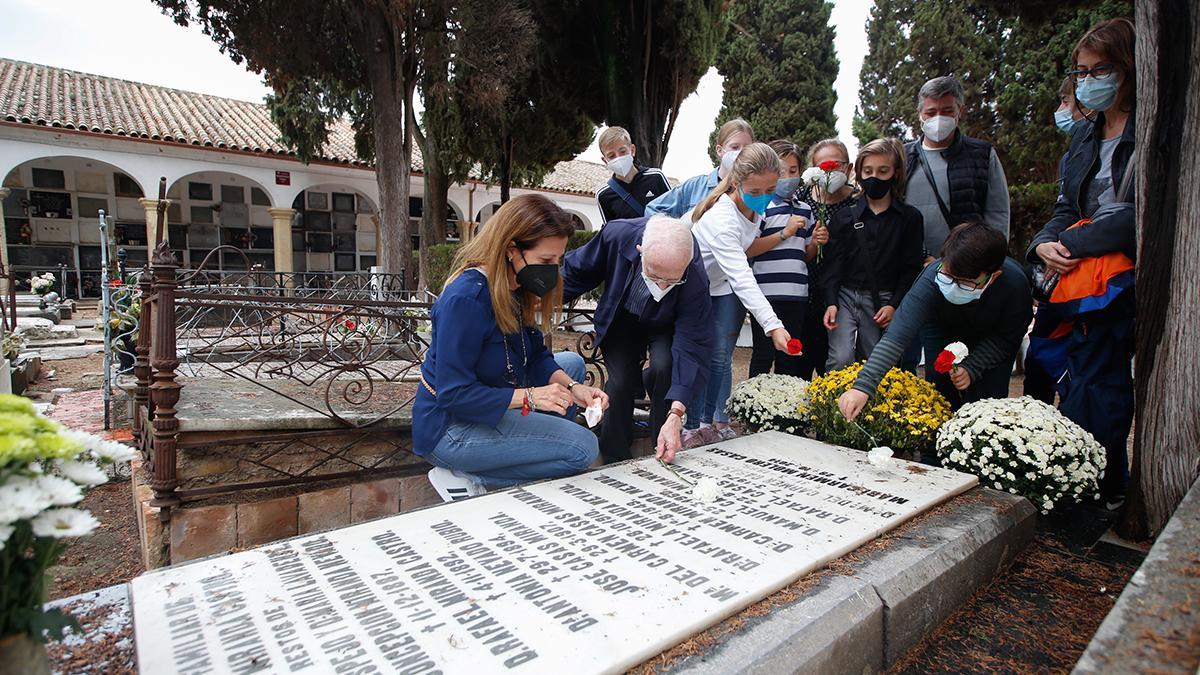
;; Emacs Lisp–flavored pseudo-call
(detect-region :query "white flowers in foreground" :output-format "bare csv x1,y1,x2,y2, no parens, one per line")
691,477,723,503
936,396,1106,514
31,508,99,538
726,374,810,435
55,459,109,487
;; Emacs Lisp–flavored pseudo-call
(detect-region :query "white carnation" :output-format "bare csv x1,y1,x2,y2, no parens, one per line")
31,508,99,538
58,428,136,464
945,341,969,363
692,477,723,503
801,166,824,184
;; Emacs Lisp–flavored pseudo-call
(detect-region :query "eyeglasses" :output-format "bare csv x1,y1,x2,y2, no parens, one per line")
936,264,991,291
643,264,686,287
1068,63,1117,81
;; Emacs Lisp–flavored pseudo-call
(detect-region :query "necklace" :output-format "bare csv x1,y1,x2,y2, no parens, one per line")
502,303,529,387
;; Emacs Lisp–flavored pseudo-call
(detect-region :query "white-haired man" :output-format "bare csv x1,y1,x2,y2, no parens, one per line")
562,216,713,464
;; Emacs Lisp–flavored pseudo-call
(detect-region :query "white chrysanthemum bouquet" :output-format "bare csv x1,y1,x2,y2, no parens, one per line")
29,273,56,296
726,374,810,435
935,396,1106,514
0,394,136,643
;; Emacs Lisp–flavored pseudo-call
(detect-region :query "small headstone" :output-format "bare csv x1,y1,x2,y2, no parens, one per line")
130,432,977,674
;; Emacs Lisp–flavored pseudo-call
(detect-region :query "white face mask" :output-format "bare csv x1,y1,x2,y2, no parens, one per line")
606,153,634,178
824,171,848,194
720,148,741,171
922,115,958,143
642,272,678,302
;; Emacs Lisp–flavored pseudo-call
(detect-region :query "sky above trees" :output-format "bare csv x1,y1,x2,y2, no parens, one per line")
0,0,872,179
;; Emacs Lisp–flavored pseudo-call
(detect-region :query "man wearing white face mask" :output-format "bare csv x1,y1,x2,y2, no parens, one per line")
905,76,1011,257
562,216,712,464
595,126,672,224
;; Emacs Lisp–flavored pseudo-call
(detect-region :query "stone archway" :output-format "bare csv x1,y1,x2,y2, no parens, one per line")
1,155,148,298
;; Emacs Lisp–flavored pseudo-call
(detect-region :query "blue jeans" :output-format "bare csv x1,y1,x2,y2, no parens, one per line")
688,293,745,428
426,352,598,488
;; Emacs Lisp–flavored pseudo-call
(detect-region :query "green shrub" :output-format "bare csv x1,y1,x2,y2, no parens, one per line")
1008,183,1059,260
567,230,597,251
412,243,461,293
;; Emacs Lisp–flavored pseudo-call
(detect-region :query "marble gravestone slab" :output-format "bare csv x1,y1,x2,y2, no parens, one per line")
130,432,978,674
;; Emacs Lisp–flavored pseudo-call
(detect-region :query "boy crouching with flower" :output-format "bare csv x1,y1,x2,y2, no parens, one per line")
838,223,1032,443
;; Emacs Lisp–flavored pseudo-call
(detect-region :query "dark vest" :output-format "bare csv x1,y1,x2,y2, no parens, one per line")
905,131,993,226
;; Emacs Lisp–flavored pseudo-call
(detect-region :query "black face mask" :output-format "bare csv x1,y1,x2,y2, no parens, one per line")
513,251,559,298
862,176,893,200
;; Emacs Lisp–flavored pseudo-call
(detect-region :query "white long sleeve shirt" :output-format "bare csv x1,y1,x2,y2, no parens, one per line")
692,194,783,333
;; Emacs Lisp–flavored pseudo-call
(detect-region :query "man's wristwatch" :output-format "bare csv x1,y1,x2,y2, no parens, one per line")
668,408,686,424
566,380,578,392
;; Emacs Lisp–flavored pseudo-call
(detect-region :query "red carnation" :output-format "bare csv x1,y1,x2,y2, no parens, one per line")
818,160,841,172
933,350,956,374
344,319,357,331
786,338,803,355
109,279,123,287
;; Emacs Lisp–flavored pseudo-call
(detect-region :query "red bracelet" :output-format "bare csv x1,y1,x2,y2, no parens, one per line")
521,389,532,416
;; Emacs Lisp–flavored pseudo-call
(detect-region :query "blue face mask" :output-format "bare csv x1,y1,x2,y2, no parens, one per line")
1054,108,1082,135
741,190,773,215
1075,72,1119,112
774,177,800,199
936,273,987,305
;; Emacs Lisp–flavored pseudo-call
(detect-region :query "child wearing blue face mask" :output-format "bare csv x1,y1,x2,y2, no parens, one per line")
837,223,1032,433
743,140,827,378
683,142,796,447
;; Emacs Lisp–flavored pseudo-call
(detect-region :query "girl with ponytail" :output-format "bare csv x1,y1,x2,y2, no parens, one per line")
683,142,797,447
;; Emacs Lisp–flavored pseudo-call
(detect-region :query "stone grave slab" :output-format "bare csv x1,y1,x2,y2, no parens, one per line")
130,431,978,674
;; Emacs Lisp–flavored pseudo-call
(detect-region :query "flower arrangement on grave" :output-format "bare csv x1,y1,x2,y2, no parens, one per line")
936,397,1106,514
2,334,23,362
0,394,136,661
28,273,56,297
806,363,952,453
656,459,723,503
726,374,810,435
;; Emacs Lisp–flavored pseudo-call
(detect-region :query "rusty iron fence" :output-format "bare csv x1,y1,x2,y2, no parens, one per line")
134,244,610,518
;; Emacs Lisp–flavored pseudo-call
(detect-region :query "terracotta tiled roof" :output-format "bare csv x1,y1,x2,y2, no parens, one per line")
0,58,610,195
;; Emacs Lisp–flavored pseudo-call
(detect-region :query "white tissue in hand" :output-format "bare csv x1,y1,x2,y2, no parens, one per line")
868,446,894,467
584,401,604,428
691,477,723,503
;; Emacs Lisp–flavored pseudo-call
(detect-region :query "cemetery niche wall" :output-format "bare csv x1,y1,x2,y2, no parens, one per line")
131,432,979,674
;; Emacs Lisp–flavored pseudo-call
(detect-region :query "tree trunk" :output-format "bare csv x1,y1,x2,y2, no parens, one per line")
500,133,513,204
362,14,410,279
418,153,450,292
1117,0,1200,539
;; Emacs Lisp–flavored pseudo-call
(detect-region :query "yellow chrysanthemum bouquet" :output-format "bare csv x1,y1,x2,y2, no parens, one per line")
806,363,952,454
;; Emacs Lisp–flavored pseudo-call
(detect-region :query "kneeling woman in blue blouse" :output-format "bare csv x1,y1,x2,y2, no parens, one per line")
415,194,608,501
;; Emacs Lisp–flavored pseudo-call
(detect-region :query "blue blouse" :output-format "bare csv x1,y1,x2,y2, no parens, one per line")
412,269,561,456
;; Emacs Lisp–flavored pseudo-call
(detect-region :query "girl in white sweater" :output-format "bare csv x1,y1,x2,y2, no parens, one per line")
684,142,796,445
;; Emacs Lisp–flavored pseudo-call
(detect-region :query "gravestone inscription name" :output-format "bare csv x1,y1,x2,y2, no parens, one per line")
131,432,977,674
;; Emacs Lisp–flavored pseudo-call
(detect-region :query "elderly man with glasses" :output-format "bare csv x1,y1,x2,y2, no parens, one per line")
836,223,1032,462
561,216,713,464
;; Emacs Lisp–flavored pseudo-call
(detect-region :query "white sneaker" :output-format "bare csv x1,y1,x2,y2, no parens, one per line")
427,467,487,503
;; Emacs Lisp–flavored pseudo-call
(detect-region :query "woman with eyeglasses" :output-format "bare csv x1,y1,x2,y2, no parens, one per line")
838,223,1032,434
414,194,607,502
1025,17,1136,509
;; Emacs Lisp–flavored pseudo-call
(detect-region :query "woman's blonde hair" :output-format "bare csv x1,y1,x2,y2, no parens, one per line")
715,118,755,149
853,138,908,199
445,194,575,335
806,138,851,166
692,142,783,222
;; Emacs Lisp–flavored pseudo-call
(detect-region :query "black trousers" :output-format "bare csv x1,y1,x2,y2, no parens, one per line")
749,299,807,378
794,295,828,380
599,310,673,463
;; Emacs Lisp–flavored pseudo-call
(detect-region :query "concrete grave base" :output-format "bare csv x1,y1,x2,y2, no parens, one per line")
665,487,1036,674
